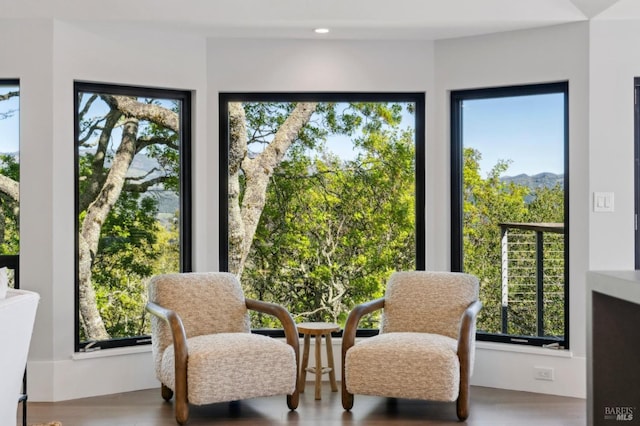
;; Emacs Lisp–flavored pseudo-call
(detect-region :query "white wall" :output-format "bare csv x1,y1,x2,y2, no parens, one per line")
588,19,637,270
434,22,590,398
0,17,57,400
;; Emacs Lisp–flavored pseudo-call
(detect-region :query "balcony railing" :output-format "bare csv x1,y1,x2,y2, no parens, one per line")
499,222,565,340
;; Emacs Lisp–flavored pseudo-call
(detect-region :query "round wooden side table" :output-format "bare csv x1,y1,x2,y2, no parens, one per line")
297,321,341,400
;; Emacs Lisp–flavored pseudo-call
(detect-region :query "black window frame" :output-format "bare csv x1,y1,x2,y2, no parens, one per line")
219,92,425,338
74,82,192,352
451,82,570,348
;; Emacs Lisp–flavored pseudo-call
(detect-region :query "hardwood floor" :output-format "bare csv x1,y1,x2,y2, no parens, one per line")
25,385,586,426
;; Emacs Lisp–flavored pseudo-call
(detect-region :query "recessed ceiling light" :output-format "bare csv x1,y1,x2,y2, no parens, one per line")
314,28,330,34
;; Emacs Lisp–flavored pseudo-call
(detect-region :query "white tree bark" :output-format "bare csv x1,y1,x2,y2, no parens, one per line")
227,102,317,276
227,102,248,275
0,174,19,203
78,117,139,340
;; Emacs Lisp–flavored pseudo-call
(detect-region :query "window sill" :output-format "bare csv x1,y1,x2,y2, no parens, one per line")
476,341,573,358
72,344,151,360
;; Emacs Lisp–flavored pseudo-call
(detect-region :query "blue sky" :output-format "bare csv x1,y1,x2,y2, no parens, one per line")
1,91,564,177
462,93,565,176
0,85,19,153
318,96,564,177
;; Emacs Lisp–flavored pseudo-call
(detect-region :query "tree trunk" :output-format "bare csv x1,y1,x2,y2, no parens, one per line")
227,102,248,275
78,109,122,212
227,102,317,277
0,174,19,203
78,117,139,340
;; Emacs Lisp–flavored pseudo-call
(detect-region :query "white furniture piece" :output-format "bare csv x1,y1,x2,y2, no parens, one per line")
0,289,39,426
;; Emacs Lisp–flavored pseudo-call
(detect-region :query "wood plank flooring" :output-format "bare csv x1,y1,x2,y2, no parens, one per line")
25,385,586,426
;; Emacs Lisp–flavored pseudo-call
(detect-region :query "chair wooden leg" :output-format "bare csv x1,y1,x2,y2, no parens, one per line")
341,345,354,410
456,384,470,421
287,389,299,410
457,352,471,421
341,378,354,410
175,395,189,425
174,379,189,425
174,349,189,425
161,384,174,401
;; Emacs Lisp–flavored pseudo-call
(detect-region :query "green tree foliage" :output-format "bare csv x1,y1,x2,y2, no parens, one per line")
462,147,565,338
90,193,158,338
0,154,19,254
239,102,416,328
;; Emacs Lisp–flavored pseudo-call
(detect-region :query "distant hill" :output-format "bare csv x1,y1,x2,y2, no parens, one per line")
501,172,564,190
146,190,179,216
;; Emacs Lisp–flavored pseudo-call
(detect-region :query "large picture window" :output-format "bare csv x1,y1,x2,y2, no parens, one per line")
451,82,569,348
74,82,191,351
220,93,424,331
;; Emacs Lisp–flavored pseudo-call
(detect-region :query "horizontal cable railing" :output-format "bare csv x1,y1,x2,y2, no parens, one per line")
499,223,564,338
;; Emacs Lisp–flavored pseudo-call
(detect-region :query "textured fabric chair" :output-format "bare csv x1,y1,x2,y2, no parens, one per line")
342,271,481,421
146,272,299,425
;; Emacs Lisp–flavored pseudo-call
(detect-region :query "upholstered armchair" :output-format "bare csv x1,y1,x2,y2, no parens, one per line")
342,271,481,421
146,272,299,425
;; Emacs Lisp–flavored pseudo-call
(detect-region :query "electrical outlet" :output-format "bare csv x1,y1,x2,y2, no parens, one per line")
534,366,555,381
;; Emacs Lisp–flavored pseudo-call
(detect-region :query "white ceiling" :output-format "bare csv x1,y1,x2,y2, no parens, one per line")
1,0,638,40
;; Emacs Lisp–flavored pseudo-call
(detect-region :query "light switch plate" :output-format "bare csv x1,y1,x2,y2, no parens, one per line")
593,192,614,212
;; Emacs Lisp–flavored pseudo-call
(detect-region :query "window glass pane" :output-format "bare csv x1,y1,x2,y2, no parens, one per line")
75,84,190,349
224,98,422,329
0,82,19,257
454,84,567,345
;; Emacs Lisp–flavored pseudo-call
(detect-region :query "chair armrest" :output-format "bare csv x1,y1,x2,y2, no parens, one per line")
341,297,385,410
457,300,482,362
146,301,188,397
342,298,385,355
245,298,299,355
245,298,300,408
456,299,481,420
